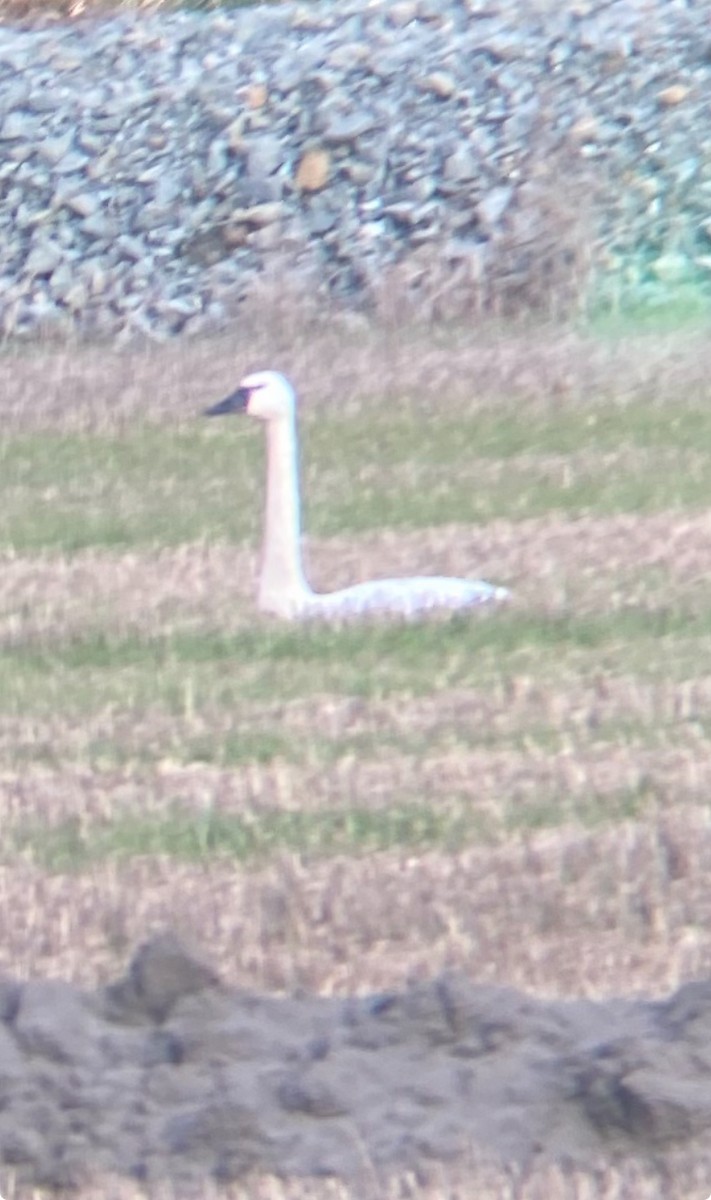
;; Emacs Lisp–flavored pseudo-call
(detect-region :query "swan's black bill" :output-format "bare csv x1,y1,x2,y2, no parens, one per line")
204,386,250,417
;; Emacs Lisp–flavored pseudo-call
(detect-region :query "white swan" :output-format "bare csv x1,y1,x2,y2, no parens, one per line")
205,370,509,620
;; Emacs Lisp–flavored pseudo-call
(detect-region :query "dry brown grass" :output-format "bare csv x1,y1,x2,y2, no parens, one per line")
1,510,710,644
5,1157,711,1200
3,318,711,1197
2,317,711,432
5,736,711,833
5,807,711,997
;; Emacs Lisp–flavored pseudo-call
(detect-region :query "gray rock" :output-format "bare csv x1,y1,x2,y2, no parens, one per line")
25,242,64,277
64,192,101,218
6,142,33,164
115,234,148,263
0,111,38,140
344,159,377,186
443,145,481,182
305,202,339,235
49,262,75,298
323,110,377,144
229,202,284,228
478,185,514,229
327,41,371,71
245,137,284,180
82,213,116,241
37,133,75,166
54,151,90,176
206,138,228,176
383,200,419,225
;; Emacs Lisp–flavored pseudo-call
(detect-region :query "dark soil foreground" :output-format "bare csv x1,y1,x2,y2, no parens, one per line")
1,935,711,1190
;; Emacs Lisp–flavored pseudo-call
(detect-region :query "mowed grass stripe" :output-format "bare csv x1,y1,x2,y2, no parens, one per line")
8,780,660,872
1,510,709,648
2,603,711,711
1,396,711,552
2,370,711,872
4,740,711,830
1,670,710,770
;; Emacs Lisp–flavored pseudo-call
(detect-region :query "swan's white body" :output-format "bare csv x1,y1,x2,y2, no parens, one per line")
206,371,509,621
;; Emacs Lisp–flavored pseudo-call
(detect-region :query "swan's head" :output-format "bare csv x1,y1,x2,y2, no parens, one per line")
205,371,296,422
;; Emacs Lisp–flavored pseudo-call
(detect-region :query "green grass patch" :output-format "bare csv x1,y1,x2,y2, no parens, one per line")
1,681,704,772
0,427,258,553
61,712,711,769
9,777,664,872
310,397,711,464
1,604,710,739
587,282,711,338
2,396,711,553
503,780,654,835
10,804,475,872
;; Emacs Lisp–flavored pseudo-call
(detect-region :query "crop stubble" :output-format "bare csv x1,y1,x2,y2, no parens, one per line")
1,323,711,1196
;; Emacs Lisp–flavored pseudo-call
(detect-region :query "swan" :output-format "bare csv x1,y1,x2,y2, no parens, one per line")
205,370,509,620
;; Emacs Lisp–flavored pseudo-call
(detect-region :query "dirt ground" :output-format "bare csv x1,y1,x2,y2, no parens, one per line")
2,806,711,1198
2,926,711,1196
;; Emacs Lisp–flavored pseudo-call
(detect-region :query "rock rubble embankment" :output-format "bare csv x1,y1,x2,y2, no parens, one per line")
0,0,708,341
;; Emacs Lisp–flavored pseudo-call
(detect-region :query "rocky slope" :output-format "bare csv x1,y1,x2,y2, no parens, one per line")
0,0,707,340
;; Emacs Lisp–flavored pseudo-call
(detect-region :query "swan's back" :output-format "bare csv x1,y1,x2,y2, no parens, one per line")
298,576,508,620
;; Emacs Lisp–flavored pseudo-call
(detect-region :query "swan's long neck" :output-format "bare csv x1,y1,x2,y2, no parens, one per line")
259,411,310,614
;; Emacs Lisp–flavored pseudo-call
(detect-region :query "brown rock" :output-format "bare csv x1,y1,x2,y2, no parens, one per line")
657,84,690,107
223,223,249,248
245,82,268,110
419,72,457,98
570,115,599,143
295,147,331,192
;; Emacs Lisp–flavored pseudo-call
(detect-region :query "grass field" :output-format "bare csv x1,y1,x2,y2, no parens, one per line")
2,317,711,1198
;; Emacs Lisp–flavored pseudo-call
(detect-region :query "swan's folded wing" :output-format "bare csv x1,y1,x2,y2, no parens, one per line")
301,577,509,619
